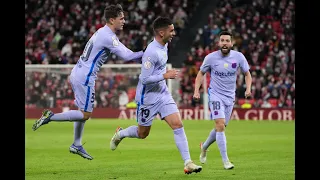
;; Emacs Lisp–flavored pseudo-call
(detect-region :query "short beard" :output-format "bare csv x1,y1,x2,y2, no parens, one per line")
220,48,231,55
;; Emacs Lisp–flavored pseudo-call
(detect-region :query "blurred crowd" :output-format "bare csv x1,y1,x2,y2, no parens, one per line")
25,0,198,109
180,0,295,108
25,68,140,109
25,0,196,64
25,0,295,109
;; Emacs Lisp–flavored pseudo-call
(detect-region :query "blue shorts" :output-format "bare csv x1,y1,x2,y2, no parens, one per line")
136,96,179,126
69,76,95,112
209,94,234,125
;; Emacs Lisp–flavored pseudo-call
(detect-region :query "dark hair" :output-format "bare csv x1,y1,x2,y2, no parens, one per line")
104,4,124,22
152,16,173,32
219,31,233,39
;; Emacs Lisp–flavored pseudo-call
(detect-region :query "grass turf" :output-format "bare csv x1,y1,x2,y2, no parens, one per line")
26,119,294,180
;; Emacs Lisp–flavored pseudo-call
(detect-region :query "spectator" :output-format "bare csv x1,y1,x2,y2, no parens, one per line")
25,0,198,64
261,100,272,108
180,0,295,108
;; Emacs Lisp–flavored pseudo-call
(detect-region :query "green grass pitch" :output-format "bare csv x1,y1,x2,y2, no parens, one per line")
26,119,294,180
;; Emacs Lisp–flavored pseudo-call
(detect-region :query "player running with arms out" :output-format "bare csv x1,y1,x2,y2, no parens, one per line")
193,31,252,169
109,16,202,174
32,4,143,160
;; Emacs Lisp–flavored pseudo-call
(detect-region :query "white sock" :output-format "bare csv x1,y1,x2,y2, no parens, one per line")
184,159,192,166
73,121,85,146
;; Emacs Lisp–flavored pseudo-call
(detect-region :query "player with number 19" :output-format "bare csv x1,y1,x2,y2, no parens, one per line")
109,17,202,174
32,4,143,160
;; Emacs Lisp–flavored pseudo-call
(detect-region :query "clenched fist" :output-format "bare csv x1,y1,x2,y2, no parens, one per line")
164,69,180,79
193,92,200,101
245,90,251,98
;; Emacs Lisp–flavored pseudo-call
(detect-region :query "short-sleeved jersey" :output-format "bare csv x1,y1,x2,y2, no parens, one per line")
200,50,250,105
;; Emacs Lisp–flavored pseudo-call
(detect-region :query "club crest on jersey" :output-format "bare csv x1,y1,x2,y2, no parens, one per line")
144,59,152,69
224,63,228,68
232,63,237,68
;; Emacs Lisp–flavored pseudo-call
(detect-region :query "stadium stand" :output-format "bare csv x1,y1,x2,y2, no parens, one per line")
179,0,295,108
25,0,197,64
25,0,295,109
25,0,199,108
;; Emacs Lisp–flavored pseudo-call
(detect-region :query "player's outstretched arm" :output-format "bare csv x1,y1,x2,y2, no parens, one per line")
193,71,206,101
109,40,143,62
244,71,252,98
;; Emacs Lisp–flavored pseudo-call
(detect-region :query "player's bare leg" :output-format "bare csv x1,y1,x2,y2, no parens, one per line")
164,113,202,174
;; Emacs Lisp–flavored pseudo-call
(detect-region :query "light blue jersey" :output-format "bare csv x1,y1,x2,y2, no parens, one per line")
135,39,171,105
69,25,143,112
200,50,250,105
134,39,178,126
71,25,143,86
